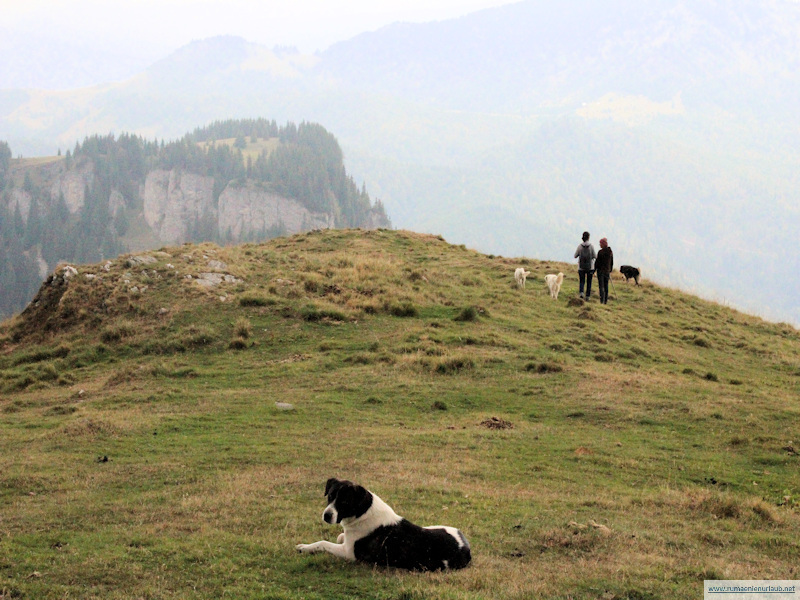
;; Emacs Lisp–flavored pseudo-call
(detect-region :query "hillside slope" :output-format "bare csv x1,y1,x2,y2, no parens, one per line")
1,229,799,599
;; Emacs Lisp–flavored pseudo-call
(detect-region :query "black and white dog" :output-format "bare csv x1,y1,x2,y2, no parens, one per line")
619,265,641,285
296,478,471,571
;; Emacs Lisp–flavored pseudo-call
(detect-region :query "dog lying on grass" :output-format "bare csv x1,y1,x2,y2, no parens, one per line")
296,478,471,571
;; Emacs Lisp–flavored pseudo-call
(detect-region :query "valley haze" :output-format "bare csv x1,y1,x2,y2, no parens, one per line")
1,0,799,327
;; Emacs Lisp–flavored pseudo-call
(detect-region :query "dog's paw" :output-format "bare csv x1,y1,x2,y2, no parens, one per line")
296,543,315,554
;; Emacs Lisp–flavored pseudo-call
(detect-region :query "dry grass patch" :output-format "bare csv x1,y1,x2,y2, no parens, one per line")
49,417,123,439
233,317,251,339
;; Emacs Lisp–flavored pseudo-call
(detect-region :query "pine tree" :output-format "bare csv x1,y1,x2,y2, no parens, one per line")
23,197,42,248
0,141,11,189
12,204,24,237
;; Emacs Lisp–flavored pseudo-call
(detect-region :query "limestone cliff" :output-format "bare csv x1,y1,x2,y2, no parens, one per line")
217,181,334,239
141,170,335,245
5,161,348,244
49,161,93,214
142,169,216,245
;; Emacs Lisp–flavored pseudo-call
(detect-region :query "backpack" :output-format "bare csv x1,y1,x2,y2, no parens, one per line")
579,243,593,268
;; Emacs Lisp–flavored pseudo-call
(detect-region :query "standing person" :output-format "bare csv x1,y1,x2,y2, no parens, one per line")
595,237,613,304
574,231,596,300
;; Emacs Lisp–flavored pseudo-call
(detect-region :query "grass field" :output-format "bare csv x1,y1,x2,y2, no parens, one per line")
197,137,281,164
1,229,798,599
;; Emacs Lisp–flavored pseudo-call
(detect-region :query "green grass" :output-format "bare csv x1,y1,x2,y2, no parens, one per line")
0,229,798,599
197,136,281,163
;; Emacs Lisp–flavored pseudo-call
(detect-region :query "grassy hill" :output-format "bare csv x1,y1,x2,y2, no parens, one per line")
0,229,798,599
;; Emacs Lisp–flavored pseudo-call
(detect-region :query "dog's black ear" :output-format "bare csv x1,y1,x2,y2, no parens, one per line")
351,484,373,517
325,478,341,497
334,483,373,519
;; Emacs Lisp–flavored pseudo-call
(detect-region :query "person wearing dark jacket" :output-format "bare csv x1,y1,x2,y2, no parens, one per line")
574,231,596,300
595,237,613,304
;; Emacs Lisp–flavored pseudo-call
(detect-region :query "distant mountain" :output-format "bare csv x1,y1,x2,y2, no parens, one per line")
1,0,799,325
0,27,159,90
319,0,800,116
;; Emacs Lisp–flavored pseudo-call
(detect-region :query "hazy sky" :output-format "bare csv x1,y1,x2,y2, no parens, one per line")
2,0,519,54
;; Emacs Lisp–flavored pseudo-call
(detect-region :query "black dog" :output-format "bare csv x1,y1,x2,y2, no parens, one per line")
297,478,471,571
619,265,640,285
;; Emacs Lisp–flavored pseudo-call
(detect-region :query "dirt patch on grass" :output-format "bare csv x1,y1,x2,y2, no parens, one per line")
481,417,514,430
50,418,121,439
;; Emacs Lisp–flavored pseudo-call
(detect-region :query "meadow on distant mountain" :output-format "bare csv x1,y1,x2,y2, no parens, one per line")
1,0,799,326
0,229,798,599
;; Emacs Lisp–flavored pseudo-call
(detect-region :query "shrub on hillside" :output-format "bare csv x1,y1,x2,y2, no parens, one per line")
527,362,563,374
299,303,349,322
183,326,217,348
454,306,479,322
693,337,713,348
101,321,137,343
434,356,475,374
11,345,71,366
229,338,249,350
239,294,276,307
386,302,418,318
234,318,252,339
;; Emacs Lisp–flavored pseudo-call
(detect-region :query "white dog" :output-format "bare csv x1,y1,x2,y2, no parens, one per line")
544,272,564,299
514,268,531,289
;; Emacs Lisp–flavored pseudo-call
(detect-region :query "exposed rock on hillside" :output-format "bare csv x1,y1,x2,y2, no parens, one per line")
143,169,216,244
217,181,334,239
12,244,246,340
50,160,93,213
142,171,336,244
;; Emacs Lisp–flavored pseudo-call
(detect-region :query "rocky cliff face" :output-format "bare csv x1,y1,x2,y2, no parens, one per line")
142,169,216,245
142,170,335,245
217,181,334,239
4,159,91,224
50,162,93,214
4,159,359,253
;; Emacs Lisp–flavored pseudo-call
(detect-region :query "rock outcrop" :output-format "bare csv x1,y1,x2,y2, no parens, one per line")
142,170,335,245
5,160,376,249
143,170,216,245
49,162,93,214
217,181,333,239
